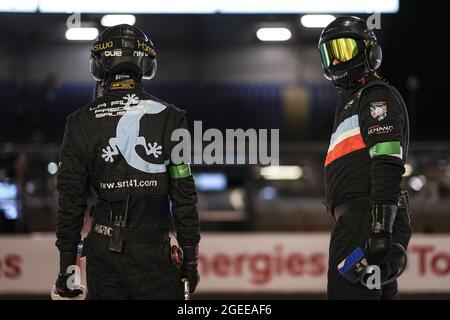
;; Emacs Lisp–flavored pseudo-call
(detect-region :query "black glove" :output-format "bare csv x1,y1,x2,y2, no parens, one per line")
367,204,397,263
54,252,83,298
181,245,200,293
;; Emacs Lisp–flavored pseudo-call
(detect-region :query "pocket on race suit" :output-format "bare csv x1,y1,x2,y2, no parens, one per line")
329,198,372,263
117,241,182,298
123,240,180,274
84,230,113,271
141,241,180,273
338,199,371,234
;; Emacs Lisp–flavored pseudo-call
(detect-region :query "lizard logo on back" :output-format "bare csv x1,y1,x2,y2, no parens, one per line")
101,94,169,173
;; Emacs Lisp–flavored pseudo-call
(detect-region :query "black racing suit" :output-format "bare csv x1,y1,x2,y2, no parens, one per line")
324,76,412,299
55,78,200,299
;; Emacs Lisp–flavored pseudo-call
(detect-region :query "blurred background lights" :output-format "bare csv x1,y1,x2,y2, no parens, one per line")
300,15,336,28
47,162,58,175
409,175,427,191
101,15,136,27
260,166,303,180
256,28,292,41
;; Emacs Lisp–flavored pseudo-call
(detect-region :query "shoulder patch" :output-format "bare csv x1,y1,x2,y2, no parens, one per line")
109,79,135,90
370,101,388,121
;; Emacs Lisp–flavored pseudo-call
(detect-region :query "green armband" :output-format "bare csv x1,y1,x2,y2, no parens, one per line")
369,141,402,159
169,164,191,179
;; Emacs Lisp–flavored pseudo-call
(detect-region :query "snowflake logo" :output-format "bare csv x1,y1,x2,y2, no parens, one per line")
101,146,116,162
147,142,162,158
123,94,140,105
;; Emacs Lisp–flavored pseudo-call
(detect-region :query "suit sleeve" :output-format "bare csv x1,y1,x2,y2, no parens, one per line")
359,86,406,205
168,110,201,247
55,116,89,252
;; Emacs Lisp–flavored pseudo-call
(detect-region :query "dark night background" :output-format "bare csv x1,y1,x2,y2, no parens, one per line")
0,0,448,142
0,0,449,299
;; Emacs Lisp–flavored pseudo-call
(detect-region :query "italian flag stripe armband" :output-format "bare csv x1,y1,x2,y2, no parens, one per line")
369,141,403,159
169,164,192,179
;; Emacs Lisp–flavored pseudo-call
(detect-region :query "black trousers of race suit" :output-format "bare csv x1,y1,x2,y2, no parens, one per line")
327,197,412,300
84,232,184,300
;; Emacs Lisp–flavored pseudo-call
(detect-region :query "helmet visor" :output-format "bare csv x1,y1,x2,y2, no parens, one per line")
319,38,359,67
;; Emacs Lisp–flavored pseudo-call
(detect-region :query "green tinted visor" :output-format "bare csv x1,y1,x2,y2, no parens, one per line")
319,38,360,67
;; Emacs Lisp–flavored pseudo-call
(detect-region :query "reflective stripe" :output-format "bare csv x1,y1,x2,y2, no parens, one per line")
325,114,365,167
328,127,361,153
329,115,360,150
169,164,191,179
369,141,402,159
325,134,366,167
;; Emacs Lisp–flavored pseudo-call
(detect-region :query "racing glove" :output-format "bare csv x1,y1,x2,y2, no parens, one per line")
181,245,200,293
54,252,83,298
367,204,397,263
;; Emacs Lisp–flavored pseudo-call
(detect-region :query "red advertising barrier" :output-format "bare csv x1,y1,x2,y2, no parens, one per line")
0,233,449,294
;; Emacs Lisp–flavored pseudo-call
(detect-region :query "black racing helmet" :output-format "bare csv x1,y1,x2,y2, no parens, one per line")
318,16,382,87
90,24,157,81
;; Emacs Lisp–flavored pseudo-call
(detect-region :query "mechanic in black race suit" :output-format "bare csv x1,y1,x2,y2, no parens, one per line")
53,24,200,299
318,17,412,299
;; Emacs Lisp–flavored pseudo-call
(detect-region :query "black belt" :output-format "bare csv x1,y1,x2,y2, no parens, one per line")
91,223,169,243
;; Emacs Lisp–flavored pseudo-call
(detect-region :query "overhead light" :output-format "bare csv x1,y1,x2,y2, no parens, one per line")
38,0,214,13
301,15,335,28
260,166,303,180
101,15,136,27
0,0,38,12
36,0,399,14
65,27,99,41
256,28,292,42
220,0,398,13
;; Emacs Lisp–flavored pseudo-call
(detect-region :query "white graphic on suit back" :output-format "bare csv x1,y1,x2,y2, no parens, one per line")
147,142,162,158
101,94,168,173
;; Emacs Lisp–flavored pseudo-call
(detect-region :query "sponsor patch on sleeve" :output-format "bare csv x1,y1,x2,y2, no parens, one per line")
370,101,388,121
368,124,394,136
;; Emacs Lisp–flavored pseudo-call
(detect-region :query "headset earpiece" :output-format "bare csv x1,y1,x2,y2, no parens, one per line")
368,43,382,71
90,53,105,81
143,59,157,80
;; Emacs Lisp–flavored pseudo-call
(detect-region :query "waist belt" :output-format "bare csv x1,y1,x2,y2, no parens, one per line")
333,191,410,222
91,223,169,243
